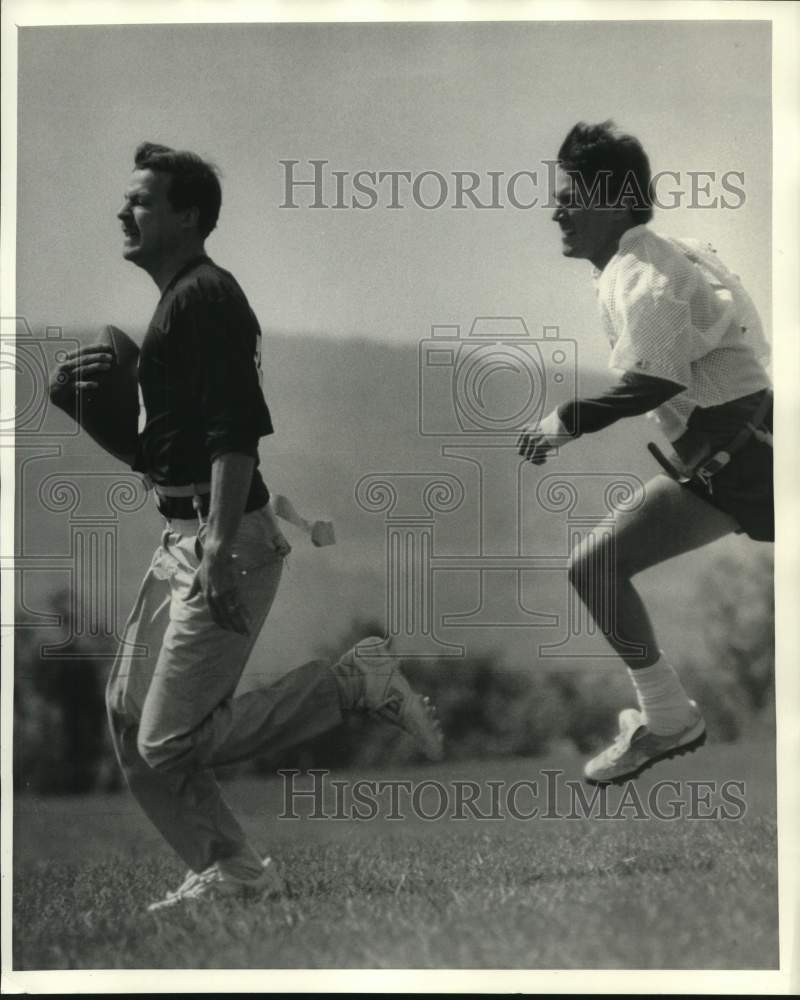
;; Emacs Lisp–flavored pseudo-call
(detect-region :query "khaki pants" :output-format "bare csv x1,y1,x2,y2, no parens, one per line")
106,506,343,877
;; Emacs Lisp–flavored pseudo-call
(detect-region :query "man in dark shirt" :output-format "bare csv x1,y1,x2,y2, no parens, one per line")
133,254,272,515
61,143,442,910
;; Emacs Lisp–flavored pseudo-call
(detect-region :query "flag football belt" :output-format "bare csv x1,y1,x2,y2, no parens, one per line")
647,390,773,492
139,477,337,546
141,478,212,519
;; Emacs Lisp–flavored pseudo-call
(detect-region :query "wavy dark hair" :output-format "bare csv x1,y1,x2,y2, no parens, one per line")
557,121,653,223
134,142,222,238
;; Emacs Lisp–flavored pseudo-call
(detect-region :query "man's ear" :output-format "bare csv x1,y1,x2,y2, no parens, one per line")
611,205,632,227
608,205,636,238
180,205,201,232
615,172,648,221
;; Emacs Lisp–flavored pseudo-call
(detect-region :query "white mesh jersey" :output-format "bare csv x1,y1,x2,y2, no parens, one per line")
593,225,771,441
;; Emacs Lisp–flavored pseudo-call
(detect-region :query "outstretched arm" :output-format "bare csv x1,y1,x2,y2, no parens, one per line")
518,371,684,464
556,370,684,436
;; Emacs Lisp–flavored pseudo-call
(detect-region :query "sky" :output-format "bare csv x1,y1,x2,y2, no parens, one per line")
8,9,780,690
15,19,772,370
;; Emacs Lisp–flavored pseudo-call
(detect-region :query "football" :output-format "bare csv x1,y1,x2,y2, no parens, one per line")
49,324,140,463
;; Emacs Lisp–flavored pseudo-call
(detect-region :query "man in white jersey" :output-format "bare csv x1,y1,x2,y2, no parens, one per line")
518,121,773,785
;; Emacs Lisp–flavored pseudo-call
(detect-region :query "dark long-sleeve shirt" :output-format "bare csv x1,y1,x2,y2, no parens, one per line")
556,371,684,437
553,370,771,470
133,255,273,511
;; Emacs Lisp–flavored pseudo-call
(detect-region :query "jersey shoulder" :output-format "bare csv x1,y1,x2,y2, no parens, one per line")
171,258,248,310
166,260,261,341
618,226,696,276
607,226,699,306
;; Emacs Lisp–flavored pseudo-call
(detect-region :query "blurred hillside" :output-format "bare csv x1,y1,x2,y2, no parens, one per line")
13,330,775,790
15,329,745,677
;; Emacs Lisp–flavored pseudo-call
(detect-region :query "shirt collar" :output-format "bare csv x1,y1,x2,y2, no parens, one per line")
592,224,649,280
160,254,211,300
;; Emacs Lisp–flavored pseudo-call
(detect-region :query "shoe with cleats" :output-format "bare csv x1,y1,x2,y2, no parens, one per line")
336,636,444,761
584,702,706,785
147,856,284,912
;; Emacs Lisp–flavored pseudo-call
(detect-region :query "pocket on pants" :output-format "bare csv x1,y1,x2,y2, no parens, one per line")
168,514,284,625
151,534,181,581
196,510,285,576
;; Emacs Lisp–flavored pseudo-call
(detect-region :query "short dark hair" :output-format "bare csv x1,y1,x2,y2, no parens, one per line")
557,121,653,224
134,142,222,238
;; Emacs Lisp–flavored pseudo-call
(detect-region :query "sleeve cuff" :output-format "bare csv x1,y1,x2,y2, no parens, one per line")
208,439,260,463
538,408,571,441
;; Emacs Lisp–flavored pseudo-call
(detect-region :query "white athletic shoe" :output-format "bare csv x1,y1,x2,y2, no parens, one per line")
147,857,284,912
584,702,706,785
336,636,445,761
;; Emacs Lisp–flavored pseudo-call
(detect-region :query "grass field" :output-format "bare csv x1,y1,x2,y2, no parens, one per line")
13,739,778,970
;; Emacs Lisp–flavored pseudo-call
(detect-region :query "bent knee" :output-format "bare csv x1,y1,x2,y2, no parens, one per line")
567,537,607,588
136,730,195,774
567,544,583,587
568,535,633,591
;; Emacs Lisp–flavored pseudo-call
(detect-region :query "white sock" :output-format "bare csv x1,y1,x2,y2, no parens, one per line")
628,657,696,735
